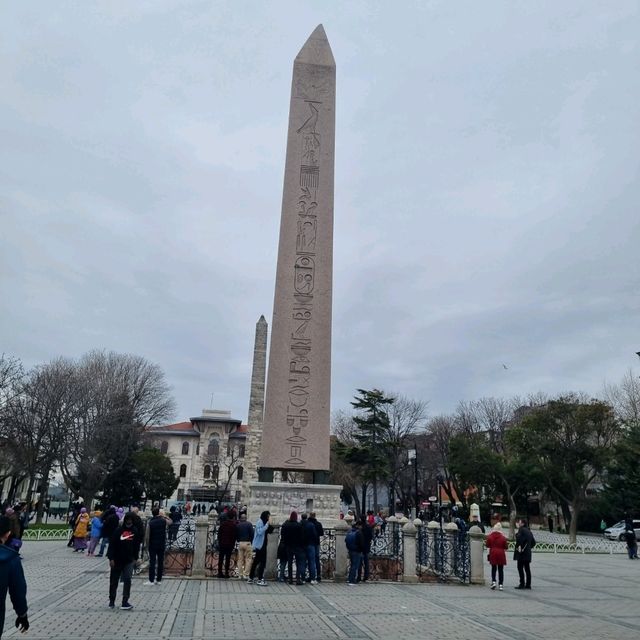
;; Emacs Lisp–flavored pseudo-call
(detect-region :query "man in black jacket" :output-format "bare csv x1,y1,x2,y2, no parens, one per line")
107,513,142,610
358,519,373,583
514,519,536,590
97,507,118,557
280,511,306,585
145,508,167,585
309,512,324,583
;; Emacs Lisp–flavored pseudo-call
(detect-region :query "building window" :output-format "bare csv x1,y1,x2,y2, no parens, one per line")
160,441,169,455
179,464,187,478
208,437,219,457
236,466,244,480
177,489,185,501
239,444,245,458
196,444,200,456
234,490,241,503
227,443,232,457
204,465,211,480
182,441,189,455
212,465,219,481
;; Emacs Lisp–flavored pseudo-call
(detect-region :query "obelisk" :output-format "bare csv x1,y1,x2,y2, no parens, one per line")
242,315,268,495
260,25,335,473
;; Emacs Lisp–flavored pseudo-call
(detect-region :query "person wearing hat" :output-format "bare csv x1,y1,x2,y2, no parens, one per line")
72,508,90,553
0,515,29,637
485,521,508,591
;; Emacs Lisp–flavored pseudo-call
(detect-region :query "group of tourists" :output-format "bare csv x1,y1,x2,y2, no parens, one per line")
485,519,536,591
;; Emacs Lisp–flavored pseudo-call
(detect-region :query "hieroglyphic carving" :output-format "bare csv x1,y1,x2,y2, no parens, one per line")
285,99,322,466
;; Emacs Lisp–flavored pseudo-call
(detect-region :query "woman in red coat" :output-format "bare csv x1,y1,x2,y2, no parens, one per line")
486,522,508,590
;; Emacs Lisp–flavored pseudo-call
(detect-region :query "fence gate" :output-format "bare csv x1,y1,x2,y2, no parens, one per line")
417,527,470,583
164,516,195,576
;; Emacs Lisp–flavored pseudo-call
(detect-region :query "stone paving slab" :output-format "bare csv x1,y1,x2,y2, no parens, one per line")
3,542,640,639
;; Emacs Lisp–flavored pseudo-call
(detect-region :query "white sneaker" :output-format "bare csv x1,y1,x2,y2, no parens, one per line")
256,579,267,586
310,580,318,585
499,585,503,591
491,582,496,590
246,578,254,584
144,581,155,586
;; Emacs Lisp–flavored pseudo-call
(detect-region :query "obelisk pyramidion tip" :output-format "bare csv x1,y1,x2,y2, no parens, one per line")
295,24,335,67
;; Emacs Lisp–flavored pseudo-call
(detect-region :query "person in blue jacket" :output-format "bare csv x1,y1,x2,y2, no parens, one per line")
0,515,29,638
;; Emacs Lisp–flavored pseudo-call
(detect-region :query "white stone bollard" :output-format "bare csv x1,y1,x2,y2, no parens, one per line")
402,520,418,583
334,519,349,581
192,518,210,577
468,525,486,585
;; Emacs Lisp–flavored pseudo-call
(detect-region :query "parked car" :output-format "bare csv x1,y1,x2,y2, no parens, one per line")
603,520,640,541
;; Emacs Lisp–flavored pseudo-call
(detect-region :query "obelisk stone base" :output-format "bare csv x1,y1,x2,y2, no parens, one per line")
247,481,341,526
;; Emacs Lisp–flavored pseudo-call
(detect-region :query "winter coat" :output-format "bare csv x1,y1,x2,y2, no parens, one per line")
485,531,508,566
514,526,536,563
147,516,168,550
217,518,238,548
302,520,320,547
74,513,90,538
236,521,254,543
107,524,142,566
101,513,120,539
280,520,304,549
361,523,373,553
90,516,103,539
251,518,272,551
345,528,365,553
310,517,324,539
0,544,28,635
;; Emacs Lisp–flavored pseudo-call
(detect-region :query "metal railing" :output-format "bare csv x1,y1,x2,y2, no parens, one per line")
163,517,195,576
417,528,470,583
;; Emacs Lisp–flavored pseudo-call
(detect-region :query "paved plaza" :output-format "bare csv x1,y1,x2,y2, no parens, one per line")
5,541,640,639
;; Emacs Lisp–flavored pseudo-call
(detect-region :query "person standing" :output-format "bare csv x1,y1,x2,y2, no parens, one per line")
235,513,254,580
624,524,638,560
107,513,142,610
358,516,373,583
280,511,306,585
514,519,536,590
486,522,508,591
217,510,237,578
0,516,29,638
73,508,90,553
168,506,181,544
97,507,118,557
87,511,103,556
248,511,272,586
301,513,318,584
309,512,324,582
145,508,168,585
346,519,365,586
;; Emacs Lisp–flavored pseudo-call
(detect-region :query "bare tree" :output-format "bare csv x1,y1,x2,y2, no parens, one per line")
604,369,640,427
200,440,244,503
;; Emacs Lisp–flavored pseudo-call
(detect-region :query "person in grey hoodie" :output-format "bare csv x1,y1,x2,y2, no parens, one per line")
0,515,29,638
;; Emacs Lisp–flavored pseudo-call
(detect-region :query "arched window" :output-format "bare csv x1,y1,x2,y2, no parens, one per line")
236,466,244,480
160,441,169,455
179,464,187,478
182,441,189,455
211,465,219,481
204,465,211,480
208,437,219,457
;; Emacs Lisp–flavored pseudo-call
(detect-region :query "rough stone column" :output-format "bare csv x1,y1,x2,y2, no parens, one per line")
444,522,458,579
265,523,280,580
402,520,418,583
469,525,486,585
192,517,210,578
243,315,268,496
334,519,349,581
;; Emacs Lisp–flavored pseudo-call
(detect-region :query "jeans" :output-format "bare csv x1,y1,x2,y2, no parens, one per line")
287,547,306,583
517,559,531,587
348,551,362,584
627,543,638,559
88,536,100,555
249,545,267,580
109,562,134,604
491,564,504,585
358,551,370,581
148,547,165,583
237,541,253,577
217,545,234,577
315,544,322,580
98,536,109,556
305,545,317,581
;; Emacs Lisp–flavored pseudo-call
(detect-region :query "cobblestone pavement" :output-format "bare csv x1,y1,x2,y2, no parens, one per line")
4,541,639,639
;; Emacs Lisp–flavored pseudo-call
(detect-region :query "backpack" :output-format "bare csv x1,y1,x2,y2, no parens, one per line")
345,530,358,551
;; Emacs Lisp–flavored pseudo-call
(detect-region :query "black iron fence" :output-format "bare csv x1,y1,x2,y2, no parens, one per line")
417,526,470,583
163,516,195,576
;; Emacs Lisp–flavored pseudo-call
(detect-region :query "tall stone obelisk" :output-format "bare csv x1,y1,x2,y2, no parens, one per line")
260,25,335,473
242,315,268,496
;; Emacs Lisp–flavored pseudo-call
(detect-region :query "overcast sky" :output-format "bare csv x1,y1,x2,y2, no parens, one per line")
2,1,639,424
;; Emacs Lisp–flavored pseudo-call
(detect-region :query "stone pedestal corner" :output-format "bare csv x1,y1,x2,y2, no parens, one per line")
402,520,418,583
468,525,486,585
334,518,349,581
192,517,210,578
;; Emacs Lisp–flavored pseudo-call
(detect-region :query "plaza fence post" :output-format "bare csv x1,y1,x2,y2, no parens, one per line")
402,519,419,583
265,523,280,580
468,525,485,585
334,518,349,582
427,521,439,572
192,517,209,577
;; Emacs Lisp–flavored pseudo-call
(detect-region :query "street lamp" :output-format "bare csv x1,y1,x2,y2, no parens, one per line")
408,446,419,519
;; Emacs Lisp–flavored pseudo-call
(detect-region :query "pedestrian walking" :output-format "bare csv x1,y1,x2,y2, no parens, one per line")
73,508,90,553
247,511,272,586
144,508,168,585
107,513,142,610
346,519,365,586
3,510,21,553
309,512,324,582
486,522,508,591
87,511,103,556
217,510,237,578
624,523,637,559
235,513,254,580
514,519,536,590
0,515,29,639
281,511,306,585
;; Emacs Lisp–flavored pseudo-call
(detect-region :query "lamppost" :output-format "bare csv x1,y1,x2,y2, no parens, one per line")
408,445,419,519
